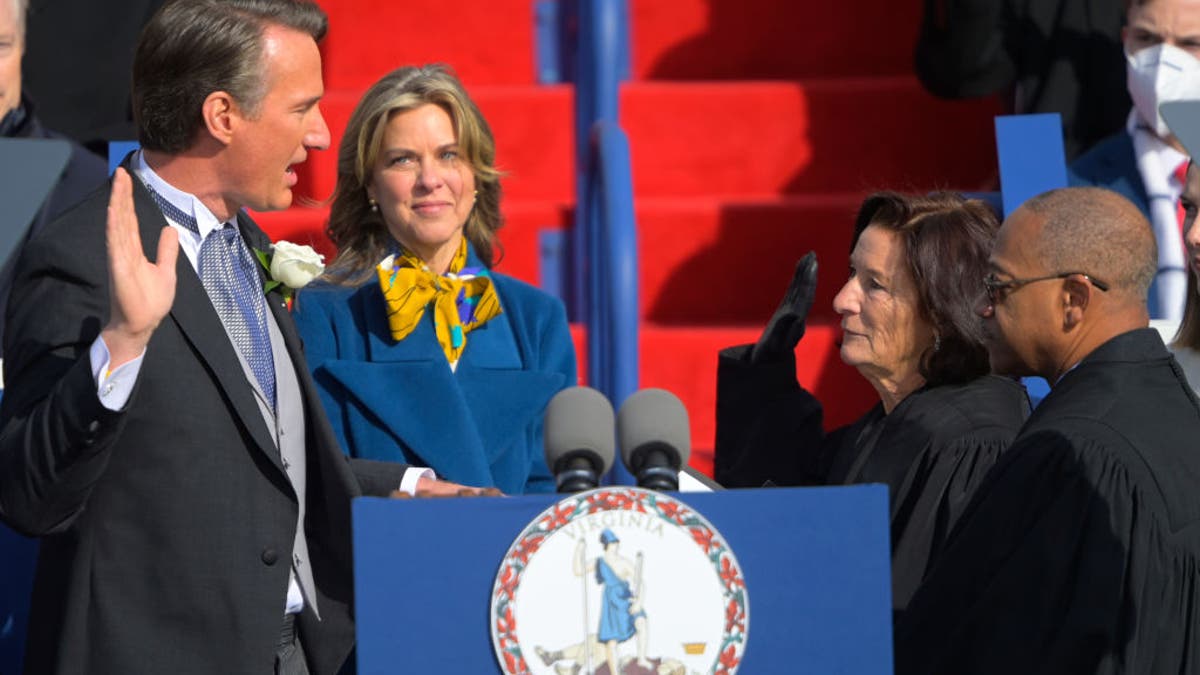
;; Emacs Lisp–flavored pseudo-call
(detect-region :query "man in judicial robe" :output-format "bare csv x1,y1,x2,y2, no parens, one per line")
894,186,1200,674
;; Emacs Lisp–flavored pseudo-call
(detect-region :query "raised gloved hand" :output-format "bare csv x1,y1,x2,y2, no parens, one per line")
749,251,818,364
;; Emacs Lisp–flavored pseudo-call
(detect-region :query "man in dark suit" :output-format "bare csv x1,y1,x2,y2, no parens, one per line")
0,1,467,673
1069,0,1200,321
0,0,108,353
20,0,167,152
0,1,108,668
895,187,1200,674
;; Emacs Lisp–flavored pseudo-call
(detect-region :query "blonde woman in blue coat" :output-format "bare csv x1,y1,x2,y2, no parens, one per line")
293,65,576,494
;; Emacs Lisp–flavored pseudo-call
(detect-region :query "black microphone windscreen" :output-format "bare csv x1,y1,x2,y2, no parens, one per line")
543,386,616,474
616,388,691,470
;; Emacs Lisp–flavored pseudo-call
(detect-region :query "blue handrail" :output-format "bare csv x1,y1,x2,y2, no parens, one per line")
572,0,639,415
570,0,639,483
586,121,640,410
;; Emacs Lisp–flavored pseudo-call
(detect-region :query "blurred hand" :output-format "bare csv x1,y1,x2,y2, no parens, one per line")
749,251,817,364
391,476,503,498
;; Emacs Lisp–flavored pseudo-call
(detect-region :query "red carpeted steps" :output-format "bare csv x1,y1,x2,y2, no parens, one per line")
618,92,998,474
620,79,1000,198
630,0,926,80
258,0,1003,480
319,0,541,87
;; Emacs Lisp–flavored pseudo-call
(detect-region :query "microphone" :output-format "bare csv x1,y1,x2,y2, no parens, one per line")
543,386,616,493
617,388,691,491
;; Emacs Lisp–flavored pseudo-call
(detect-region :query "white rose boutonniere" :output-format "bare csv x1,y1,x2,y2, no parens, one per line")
254,241,325,305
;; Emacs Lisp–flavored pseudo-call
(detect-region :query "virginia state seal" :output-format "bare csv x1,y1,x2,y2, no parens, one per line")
491,487,749,675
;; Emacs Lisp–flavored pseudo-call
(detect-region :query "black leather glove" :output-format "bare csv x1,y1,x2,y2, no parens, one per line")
749,252,818,364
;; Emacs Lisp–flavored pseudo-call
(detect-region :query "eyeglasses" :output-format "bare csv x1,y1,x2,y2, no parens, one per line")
982,271,1110,304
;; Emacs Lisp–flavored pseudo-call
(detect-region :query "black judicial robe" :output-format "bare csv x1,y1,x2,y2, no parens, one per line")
713,345,1029,610
895,328,1200,675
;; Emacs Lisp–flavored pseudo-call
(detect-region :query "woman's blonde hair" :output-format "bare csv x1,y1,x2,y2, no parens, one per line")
324,64,502,284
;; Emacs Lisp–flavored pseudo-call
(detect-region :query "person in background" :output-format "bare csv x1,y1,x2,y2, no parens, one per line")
714,191,1029,611
915,0,1128,162
895,186,1200,674
0,0,107,357
0,2,108,669
20,0,166,152
1070,0,1200,322
293,65,576,494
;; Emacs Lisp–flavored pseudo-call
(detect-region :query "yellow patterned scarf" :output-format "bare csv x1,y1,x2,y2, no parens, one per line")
377,239,502,363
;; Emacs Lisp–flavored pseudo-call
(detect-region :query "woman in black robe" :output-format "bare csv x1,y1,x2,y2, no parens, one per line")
714,191,1029,610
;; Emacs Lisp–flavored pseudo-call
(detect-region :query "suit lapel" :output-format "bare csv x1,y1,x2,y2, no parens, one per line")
250,223,361,542
129,179,282,471
256,234,332,455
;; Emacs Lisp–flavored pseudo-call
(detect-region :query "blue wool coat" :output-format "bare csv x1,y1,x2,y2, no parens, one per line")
293,256,576,494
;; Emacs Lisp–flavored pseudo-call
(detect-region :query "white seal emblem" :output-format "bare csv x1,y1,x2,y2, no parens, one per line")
491,487,749,674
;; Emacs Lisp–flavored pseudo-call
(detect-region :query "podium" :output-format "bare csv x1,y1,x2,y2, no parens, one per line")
353,485,893,674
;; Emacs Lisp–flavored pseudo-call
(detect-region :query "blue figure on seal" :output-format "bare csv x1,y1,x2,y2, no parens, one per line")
570,528,652,674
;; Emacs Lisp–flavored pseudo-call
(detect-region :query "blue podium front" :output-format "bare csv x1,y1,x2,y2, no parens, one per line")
353,485,893,674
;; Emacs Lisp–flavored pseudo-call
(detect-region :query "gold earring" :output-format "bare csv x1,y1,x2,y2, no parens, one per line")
369,198,379,212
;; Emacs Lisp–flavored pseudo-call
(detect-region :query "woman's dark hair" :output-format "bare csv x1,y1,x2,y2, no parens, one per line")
132,0,328,153
851,191,1001,386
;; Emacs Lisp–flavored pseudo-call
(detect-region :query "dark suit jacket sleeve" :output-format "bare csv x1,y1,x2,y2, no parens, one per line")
0,191,129,536
345,457,410,496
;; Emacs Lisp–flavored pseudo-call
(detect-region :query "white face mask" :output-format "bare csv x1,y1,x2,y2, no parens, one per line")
1127,43,1200,139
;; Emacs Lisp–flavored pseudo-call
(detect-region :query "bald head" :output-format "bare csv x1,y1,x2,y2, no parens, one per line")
1018,187,1157,303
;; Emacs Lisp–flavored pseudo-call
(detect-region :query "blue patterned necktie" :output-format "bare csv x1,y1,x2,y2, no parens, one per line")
146,186,277,411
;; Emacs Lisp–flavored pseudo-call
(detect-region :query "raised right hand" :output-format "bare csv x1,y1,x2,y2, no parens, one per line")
749,251,818,364
100,168,180,368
